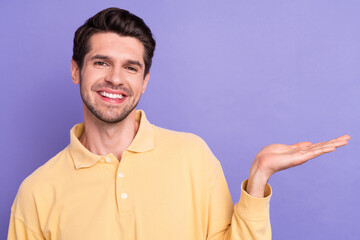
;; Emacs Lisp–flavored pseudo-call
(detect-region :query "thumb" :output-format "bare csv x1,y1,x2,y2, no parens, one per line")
292,141,312,148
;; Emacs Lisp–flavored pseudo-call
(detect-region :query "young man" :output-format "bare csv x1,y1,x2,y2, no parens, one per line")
8,7,350,240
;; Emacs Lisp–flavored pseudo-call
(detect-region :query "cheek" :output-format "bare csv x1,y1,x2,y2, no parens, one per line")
81,72,102,89
127,76,144,90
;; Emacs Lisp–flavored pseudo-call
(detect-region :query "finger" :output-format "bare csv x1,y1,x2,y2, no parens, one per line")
305,140,348,161
331,139,349,148
310,138,347,148
326,135,351,144
292,142,312,148
323,136,351,147
299,145,336,162
333,135,351,141
280,146,334,168
310,139,348,150
310,136,349,149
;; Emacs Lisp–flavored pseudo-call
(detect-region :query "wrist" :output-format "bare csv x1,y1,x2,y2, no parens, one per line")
246,169,270,198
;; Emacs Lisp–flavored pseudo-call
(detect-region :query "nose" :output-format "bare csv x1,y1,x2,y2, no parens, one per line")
105,67,124,85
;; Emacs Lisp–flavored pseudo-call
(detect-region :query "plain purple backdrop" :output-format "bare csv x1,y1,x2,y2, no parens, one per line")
1,0,359,239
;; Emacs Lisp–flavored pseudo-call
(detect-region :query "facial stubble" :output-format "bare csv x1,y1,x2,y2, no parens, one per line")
79,74,141,124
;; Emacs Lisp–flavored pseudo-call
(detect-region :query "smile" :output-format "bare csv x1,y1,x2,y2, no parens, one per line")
98,91,125,100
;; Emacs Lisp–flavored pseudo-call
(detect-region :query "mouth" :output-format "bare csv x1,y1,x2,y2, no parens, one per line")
97,90,127,103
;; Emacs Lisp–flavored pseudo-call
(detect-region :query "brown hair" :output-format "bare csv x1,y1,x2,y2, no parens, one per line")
72,7,156,76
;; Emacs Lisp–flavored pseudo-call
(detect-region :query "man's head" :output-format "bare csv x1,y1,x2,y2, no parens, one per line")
72,7,156,77
71,8,155,124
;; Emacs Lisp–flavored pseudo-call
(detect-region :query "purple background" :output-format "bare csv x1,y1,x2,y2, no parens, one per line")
1,1,359,239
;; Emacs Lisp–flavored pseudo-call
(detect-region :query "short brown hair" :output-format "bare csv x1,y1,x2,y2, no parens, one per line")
72,7,156,76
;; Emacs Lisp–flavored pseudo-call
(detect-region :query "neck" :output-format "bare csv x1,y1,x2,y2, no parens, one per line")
79,106,140,160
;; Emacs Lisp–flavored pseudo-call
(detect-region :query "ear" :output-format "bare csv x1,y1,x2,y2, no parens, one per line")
141,72,150,94
71,59,80,85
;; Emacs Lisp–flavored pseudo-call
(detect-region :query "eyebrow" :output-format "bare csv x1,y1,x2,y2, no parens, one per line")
90,54,110,61
90,54,143,69
126,60,143,69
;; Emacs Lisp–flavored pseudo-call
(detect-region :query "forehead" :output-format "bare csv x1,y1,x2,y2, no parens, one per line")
86,32,145,64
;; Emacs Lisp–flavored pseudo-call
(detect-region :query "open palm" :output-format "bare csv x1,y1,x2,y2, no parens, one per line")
247,135,350,197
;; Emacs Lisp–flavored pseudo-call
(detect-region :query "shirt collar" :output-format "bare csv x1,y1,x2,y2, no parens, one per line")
69,110,154,169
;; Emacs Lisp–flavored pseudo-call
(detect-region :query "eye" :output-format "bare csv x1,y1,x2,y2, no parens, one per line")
94,61,109,67
125,66,138,72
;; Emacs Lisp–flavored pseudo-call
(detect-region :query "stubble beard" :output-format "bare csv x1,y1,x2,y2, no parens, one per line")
79,76,140,124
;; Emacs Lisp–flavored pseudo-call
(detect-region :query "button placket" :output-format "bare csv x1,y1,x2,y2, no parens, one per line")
116,151,131,214
117,168,127,201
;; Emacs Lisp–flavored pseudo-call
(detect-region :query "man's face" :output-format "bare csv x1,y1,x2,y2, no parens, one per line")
71,32,149,123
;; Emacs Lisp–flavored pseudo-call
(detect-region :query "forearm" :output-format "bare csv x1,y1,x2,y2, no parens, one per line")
223,180,272,240
207,179,272,240
246,168,270,198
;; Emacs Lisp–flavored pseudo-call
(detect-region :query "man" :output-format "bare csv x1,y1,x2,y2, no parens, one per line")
8,7,350,240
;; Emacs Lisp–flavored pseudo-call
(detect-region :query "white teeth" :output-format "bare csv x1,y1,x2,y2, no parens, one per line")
100,91,124,100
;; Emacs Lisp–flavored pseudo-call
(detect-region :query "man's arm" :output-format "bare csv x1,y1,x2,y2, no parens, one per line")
206,134,350,240
203,143,272,240
8,211,45,240
246,135,350,197
7,181,46,240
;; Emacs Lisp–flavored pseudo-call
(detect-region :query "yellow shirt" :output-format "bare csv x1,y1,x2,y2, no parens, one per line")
8,110,272,240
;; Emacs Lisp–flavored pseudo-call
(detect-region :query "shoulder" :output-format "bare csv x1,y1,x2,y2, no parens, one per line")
14,147,68,203
152,125,218,166
151,125,222,181
10,148,68,233
153,125,209,150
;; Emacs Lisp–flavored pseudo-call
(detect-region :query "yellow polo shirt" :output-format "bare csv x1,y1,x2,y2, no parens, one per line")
8,110,271,240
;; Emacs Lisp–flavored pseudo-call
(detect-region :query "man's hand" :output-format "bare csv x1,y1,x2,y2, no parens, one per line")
246,135,351,198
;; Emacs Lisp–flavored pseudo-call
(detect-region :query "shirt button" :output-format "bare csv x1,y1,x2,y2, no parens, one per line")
121,193,128,199
105,157,111,163
118,172,124,178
